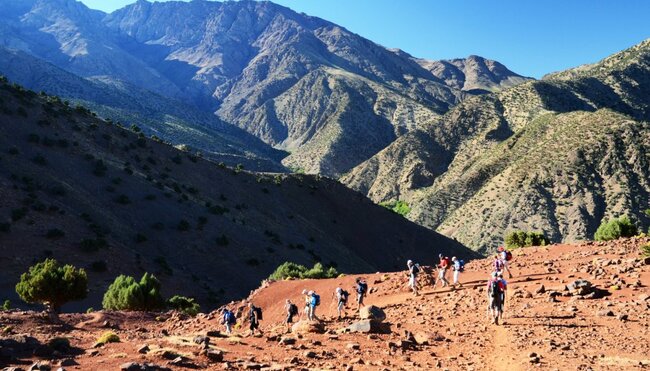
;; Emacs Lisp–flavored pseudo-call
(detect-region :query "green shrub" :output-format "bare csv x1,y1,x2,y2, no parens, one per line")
1,300,10,311
594,216,638,241
379,200,411,217
641,243,650,258
505,230,549,249
96,331,119,345
167,295,200,316
102,273,164,311
269,262,339,280
15,259,88,315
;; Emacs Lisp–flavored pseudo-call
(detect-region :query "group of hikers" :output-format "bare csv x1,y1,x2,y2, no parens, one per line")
220,247,515,335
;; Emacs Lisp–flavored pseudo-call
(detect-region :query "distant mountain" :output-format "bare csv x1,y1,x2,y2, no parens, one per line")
343,39,650,253
0,78,476,309
415,55,532,93
0,0,530,176
0,46,287,170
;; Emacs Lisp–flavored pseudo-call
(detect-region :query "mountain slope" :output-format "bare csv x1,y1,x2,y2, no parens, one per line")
0,46,287,171
0,78,476,310
343,39,650,252
0,0,530,177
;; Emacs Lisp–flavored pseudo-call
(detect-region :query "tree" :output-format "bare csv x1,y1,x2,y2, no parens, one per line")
594,216,638,241
167,295,200,316
15,259,87,319
504,230,549,249
102,273,164,311
268,262,339,280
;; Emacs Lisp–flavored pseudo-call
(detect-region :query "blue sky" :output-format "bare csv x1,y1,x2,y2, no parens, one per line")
79,0,650,78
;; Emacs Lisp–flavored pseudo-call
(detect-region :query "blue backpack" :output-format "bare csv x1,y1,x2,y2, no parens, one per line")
458,260,465,272
225,311,236,324
311,294,320,306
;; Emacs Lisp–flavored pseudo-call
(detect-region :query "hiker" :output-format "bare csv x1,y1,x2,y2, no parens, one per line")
221,308,236,335
355,278,368,309
334,287,349,319
285,299,298,329
300,289,310,320
407,260,420,296
435,254,450,288
498,246,514,278
307,290,320,321
486,272,507,325
248,302,263,336
451,256,464,288
493,254,504,274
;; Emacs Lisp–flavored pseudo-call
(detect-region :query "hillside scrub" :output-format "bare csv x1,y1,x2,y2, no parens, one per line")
505,230,549,249
594,216,638,241
269,262,339,280
102,273,164,311
15,259,87,318
167,295,201,316
379,200,411,217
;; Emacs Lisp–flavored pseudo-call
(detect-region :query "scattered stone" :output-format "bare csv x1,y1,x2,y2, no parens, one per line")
279,336,296,345
28,361,51,371
535,285,546,294
359,305,386,322
204,349,224,362
346,343,360,350
137,344,150,354
597,310,614,317
303,350,316,359
617,314,629,321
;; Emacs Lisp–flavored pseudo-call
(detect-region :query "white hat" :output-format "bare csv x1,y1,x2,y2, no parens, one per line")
452,257,457,261
308,290,314,295
336,287,342,293
407,260,413,265
302,289,307,295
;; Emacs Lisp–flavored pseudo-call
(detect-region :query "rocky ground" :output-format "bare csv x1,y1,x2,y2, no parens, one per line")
1,237,649,370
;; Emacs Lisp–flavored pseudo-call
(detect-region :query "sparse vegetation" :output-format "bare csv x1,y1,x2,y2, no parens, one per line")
379,200,411,217
594,216,638,241
269,262,339,280
15,259,88,317
167,295,200,316
102,273,164,311
504,230,549,249
1,300,10,311
96,331,120,345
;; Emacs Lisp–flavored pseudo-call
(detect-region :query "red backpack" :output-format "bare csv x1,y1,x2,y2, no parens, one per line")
505,251,513,261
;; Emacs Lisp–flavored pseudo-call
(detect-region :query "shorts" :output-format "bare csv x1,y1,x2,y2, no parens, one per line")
286,313,294,323
249,320,259,331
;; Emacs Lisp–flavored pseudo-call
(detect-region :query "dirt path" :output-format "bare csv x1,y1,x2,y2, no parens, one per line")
487,322,524,371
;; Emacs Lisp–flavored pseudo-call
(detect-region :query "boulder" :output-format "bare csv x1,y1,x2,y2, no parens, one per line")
567,280,594,296
291,321,324,335
203,349,224,362
346,320,372,333
278,336,296,345
359,306,386,322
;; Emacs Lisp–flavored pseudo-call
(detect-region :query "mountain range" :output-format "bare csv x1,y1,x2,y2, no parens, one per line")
0,0,530,176
343,39,650,252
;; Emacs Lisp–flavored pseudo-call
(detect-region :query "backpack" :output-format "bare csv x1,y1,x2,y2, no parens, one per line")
458,260,465,272
357,282,368,294
505,251,513,261
288,303,298,316
340,290,349,303
225,311,236,325
412,264,420,274
490,280,501,299
311,294,320,306
254,306,263,320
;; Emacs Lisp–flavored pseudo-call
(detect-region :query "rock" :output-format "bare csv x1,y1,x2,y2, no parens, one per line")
28,361,51,371
206,330,222,337
303,350,316,358
359,305,386,322
567,280,594,296
243,363,262,370
119,363,171,371
291,320,324,334
617,314,629,321
535,285,546,294
57,359,76,367
346,320,372,333
597,310,614,317
346,343,360,350
205,349,224,362
193,336,209,345
414,331,445,345
137,344,150,354
120,363,142,371
278,336,296,345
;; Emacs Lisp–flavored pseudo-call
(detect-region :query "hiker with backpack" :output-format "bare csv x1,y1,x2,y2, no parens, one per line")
334,287,349,319
498,246,514,278
486,272,507,325
300,289,311,321
247,302,263,336
355,278,368,310
435,254,450,288
493,254,504,274
407,260,420,296
221,308,236,335
451,256,464,288
285,299,298,329
307,290,320,321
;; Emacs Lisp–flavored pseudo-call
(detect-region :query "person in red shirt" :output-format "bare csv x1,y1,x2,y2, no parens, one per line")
435,254,450,288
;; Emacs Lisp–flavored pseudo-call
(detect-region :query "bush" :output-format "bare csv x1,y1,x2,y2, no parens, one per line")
641,243,650,258
594,216,638,241
167,295,200,316
1,300,10,311
102,273,164,311
379,200,411,217
504,230,549,249
96,331,120,345
268,262,339,280
15,259,88,315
